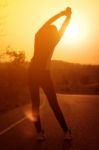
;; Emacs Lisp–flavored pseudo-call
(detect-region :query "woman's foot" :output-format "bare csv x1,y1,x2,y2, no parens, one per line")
37,131,46,141
64,129,72,141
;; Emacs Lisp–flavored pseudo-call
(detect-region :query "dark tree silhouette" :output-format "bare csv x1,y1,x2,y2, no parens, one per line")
6,46,25,64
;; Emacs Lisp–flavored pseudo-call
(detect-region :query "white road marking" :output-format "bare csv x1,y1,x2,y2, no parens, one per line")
0,98,46,136
0,117,26,136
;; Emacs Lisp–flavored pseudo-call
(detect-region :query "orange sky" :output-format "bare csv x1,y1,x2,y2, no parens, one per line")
0,0,99,64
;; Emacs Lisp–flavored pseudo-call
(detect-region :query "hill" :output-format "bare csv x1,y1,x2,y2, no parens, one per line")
51,60,99,94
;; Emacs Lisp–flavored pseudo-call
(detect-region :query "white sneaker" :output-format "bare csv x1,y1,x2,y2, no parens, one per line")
37,131,46,141
64,130,72,141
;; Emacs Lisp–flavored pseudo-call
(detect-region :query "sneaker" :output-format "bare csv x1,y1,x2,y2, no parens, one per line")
64,129,72,141
37,131,46,141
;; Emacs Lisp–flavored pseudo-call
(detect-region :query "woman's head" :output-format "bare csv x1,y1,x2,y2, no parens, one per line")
46,25,58,32
37,25,58,48
45,25,58,36
42,25,58,42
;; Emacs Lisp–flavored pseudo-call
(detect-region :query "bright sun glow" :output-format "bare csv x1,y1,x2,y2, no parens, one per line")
65,24,79,39
55,17,88,45
63,22,88,45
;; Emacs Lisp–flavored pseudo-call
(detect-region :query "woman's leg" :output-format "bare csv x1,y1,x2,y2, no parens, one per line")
41,71,68,132
28,81,43,133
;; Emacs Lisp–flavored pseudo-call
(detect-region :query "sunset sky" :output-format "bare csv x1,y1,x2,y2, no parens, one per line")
0,0,99,64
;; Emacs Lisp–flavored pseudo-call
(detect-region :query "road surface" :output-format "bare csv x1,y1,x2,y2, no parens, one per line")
0,94,99,150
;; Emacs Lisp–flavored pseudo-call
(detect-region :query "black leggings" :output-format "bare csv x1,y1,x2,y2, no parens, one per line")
28,69,68,133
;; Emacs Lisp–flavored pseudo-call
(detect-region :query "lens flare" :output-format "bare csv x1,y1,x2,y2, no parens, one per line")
24,110,37,122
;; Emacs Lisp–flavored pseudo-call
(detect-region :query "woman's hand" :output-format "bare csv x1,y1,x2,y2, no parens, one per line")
60,7,72,16
65,7,72,16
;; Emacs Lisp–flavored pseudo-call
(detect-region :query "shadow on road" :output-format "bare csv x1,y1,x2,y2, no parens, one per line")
19,137,72,150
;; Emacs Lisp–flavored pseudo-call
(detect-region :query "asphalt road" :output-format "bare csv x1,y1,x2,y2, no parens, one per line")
0,94,99,150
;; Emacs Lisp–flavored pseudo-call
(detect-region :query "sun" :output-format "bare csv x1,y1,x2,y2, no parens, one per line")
63,20,88,45
54,17,88,45
65,23,79,39
62,23,81,44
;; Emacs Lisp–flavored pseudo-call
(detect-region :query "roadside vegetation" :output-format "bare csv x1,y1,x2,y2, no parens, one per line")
0,47,99,114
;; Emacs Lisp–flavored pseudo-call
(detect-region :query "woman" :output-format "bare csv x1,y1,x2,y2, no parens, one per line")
28,7,72,141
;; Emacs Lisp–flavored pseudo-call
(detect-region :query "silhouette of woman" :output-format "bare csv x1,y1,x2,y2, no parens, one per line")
28,7,72,140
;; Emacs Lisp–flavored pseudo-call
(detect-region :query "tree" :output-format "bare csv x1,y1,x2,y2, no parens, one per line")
6,46,25,64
